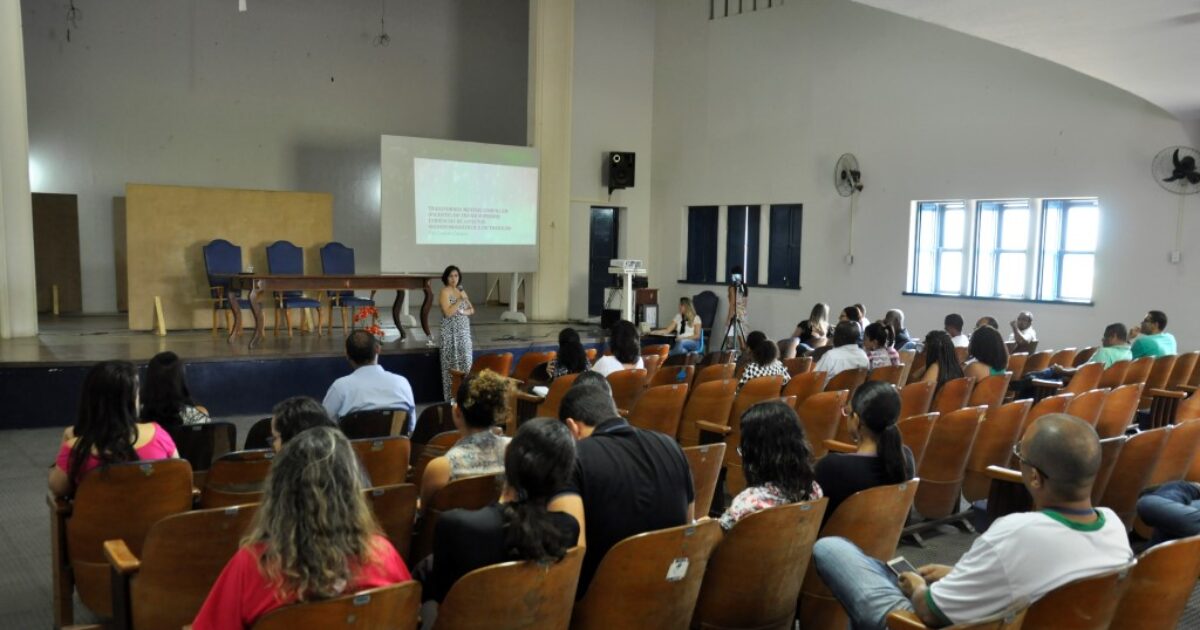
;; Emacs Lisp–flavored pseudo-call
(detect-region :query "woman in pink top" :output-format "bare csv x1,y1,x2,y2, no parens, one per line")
48,360,179,496
194,426,412,629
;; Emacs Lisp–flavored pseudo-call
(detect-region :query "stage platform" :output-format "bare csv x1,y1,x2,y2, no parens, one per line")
0,311,607,429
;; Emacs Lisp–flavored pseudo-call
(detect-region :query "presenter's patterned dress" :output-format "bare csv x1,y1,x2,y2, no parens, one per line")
440,294,473,400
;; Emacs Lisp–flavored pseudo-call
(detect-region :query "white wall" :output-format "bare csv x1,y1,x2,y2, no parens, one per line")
22,0,527,313
651,0,1198,351
566,0,655,321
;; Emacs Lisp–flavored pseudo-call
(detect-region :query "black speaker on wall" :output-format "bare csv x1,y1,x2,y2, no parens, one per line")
604,151,636,195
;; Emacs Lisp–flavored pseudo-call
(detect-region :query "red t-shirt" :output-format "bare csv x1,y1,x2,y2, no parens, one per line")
192,535,411,630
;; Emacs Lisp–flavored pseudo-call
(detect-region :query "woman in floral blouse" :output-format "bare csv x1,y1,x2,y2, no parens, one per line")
719,400,822,530
738,337,791,389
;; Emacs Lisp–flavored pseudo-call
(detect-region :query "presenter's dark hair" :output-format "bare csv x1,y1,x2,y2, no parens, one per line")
345,330,381,366
70,361,140,483
456,370,514,429
139,351,198,428
968,325,1008,372
739,400,817,502
501,418,577,563
851,381,912,483
441,265,462,286
556,327,589,374
924,330,964,390
609,320,641,364
272,396,336,445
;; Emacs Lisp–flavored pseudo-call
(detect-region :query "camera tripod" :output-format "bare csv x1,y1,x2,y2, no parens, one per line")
720,316,747,355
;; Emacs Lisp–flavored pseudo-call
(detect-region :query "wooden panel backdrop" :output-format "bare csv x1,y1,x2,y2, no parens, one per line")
32,193,83,314
125,184,333,331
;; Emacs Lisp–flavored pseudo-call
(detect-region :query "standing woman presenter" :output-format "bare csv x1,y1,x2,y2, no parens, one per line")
439,265,475,400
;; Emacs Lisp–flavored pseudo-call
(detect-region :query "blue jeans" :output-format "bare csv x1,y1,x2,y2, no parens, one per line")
1136,482,1200,546
670,338,701,356
813,537,915,630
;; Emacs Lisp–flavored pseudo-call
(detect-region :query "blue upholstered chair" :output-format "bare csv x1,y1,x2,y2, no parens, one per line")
203,239,251,335
320,242,376,335
265,240,322,337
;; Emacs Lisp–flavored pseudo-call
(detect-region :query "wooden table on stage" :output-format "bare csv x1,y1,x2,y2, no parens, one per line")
224,274,436,348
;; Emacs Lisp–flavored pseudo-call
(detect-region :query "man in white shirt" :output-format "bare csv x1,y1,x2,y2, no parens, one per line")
323,330,416,433
814,321,870,385
944,313,969,349
1008,311,1037,353
812,413,1132,629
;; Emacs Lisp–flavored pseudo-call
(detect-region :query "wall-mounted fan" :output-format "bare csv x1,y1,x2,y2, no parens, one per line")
1153,146,1200,195
835,153,864,197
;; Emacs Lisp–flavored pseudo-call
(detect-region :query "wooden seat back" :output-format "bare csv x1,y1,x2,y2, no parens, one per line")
607,368,648,412
1020,351,1053,377
413,473,502,561
869,364,904,386
1064,388,1107,426
1099,427,1168,529
932,376,976,416
1146,418,1200,486
1097,360,1130,389
1046,348,1078,370
340,409,406,439
512,350,556,382
434,547,584,630
799,481,920,630
350,436,411,487
725,376,786,493
572,521,722,630
692,499,828,630
410,402,454,450
641,354,662,382
898,413,938,468
254,581,421,630
123,504,258,630
906,352,928,384
914,406,985,519
65,459,194,618
825,367,868,399
954,346,970,365
244,417,275,450
1122,356,1154,385
898,349,918,382
899,381,937,421
1095,383,1144,439
783,356,813,376
782,370,827,409
693,362,735,389
967,373,1011,409
677,378,737,446
536,373,580,418
1021,393,1073,434
1072,346,1099,367
644,343,671,362
1063,362,1104,395
411,430,461,485
797,390,849,459
472,352,514,377
963,400,1031,502
649,364,694,388
1110,534,1200,630
1140,354,1180,409
683,444,726,518
628,384,689,437
200,450,275,508
365,483,417,562
1006,352,1029,378
165,421,237,474
1090,436,1127,505
1021,564,1134,630
886,607,1026,630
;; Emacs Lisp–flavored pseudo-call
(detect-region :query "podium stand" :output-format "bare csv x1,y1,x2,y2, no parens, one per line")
607,263,647,324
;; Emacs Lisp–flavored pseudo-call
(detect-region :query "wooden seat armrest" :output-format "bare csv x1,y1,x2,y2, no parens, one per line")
1148,388,1187,400
47,492,71,516
885,610,928,630
617,408,630,418
103,539,141,575
823,439,857,454
985,465,1023,484
1176,385,1197,394
1029,378,1064,389
513,391,545,404
695,420,732,436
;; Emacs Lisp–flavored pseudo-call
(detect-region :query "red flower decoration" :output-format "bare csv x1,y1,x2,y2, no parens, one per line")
352,306,384,339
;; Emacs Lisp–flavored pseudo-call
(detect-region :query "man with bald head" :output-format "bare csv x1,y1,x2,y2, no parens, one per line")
813,414,1132,629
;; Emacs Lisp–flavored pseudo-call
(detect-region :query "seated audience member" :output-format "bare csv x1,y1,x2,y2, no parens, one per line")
424,418,580,603
193,427,411,629
815,382,914,523
139,351,210,427
838,305,865,338
720,400,821,530
739,337,792,388
813,414,1132,629
572,369,613,394
884,309,912,350
270,396,337,452
1017,324,1132,394
815,321,871,385
550,385,694,597
420,370,513,508
49,361,179,496
1136,481,1200,546
1129,310,1177,359
547,327,591,380
855,303,870,331
944,314,969,349
735,330,769,375
651,297,704,356
793,303,831,352
963,325,1008,381
1008,311,1037,352
915,330,965,393
974,316,1000,331
591,320,645,377
864,323,900,370
322,330,415,432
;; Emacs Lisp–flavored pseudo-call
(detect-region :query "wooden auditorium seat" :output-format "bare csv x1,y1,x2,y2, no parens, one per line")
898,381,937,423
199,449,275,509
1097,359,1131,389
885,605,1026,630
628,384,689,437
967,373,1010,409
716,375,785,494
677,378,737,447
1094,383,1143,439
897,413,938,469
962,399,1031,503
783,356,813,377
1020,393,1073,434
533,373,580,419
350,436,412,487
511,350,556,383
410,430,462,486
1072,346,1099,367
1063,388,1107,427
412,473,502,562
907,406,985,531
165,421,237,486
797,390,849,459
931,376,976,416
243,417,275,450
1019,350,1053,378
1005,352,1029,380
649,364,694,388
1109,534,1200,630
607,368,649,412
643,343,671,362
340,408,409,439
869,364,904,386
449,353,515,397
905,352,927,385
254,581,421,630
1019,564,1134,630
1139,354,1179,410
1099,427,1168,530
825,367,868,400
692,363,735,391
682,444,726,518
1045,348,1078,370
782,370,827,410
365,483,418,562
982,435,1126,522
641,354,662,383
433,547,584,630
1122,356,1154,386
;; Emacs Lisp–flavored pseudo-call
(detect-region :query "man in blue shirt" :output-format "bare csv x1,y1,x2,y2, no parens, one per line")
1130,310,1177,359
323,330,415,432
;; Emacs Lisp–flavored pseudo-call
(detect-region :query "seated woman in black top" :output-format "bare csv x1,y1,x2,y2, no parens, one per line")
814,381,915,524
423,417,580,604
